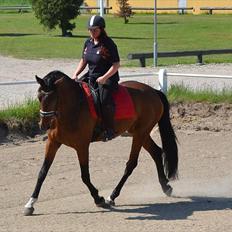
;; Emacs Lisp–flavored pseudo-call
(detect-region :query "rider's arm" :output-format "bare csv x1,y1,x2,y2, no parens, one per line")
72,58,87,80
96,62,120,84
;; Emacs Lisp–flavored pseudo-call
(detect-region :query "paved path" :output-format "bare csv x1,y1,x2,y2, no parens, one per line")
0,56,232,108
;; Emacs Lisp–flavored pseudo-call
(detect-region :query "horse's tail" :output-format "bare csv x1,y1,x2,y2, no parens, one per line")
156,90,178,180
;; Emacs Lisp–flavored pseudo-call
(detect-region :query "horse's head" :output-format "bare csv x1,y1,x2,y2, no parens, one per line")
35,70,67,131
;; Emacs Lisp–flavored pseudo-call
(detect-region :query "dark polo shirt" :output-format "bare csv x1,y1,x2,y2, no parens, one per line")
82,37,120,82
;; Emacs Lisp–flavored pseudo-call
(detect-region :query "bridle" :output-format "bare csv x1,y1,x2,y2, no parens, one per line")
39,110,57,118
39,90,58,118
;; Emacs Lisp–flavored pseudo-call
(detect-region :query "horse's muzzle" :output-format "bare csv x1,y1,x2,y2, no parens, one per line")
39,110,57,131
39,120,51,131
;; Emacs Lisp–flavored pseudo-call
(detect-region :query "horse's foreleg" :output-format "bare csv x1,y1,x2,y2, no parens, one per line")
107,135,142,206
24,139,61,216
77,148,109,208
143,136,172,196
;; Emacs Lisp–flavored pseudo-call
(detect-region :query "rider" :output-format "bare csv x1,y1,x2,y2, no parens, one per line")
72,15,120,141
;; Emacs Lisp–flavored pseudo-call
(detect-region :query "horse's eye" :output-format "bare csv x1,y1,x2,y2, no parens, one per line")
37,92,43,102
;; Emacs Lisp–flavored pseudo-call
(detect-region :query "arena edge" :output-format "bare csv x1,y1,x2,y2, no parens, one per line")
0,99,40,140
0,85,232,140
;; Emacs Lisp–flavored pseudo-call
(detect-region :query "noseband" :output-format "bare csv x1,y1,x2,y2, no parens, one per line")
39,110,57,118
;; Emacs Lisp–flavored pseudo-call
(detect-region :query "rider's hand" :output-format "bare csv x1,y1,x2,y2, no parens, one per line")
96,76,107,84
72,74,78,81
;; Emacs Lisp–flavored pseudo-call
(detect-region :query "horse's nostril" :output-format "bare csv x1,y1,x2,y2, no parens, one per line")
39,121,50,131
39,121,42,130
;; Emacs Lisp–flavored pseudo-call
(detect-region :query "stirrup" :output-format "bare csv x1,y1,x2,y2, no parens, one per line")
103,129,115,142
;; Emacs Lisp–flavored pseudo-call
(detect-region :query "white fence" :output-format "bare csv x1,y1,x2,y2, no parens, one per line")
157,69,232,94
1,70,232,91
0,70,232,108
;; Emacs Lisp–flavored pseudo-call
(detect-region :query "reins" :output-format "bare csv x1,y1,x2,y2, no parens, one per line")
39,78,85,119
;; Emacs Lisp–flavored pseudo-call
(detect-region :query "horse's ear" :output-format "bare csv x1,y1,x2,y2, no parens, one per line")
35,75,45,88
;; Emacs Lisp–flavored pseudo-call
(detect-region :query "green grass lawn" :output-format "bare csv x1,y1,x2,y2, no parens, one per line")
0,0,31,6
0,13,232,66
168,84,232,103
0,98,39,121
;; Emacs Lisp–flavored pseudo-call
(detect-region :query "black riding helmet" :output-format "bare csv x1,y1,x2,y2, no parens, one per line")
88,15,105,29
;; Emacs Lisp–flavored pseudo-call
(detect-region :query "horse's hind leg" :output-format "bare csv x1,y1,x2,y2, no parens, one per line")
107,135,143,206
143,135,172,196
24,139,61,216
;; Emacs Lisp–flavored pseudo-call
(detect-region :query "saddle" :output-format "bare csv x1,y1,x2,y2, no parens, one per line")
80,81,136,120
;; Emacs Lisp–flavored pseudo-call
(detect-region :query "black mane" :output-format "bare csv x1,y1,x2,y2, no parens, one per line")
42,70,70,91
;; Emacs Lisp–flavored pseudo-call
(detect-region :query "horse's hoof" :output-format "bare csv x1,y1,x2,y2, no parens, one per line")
164,185,173,197
96,197,111,209
24,207,34,216
106,196,115,206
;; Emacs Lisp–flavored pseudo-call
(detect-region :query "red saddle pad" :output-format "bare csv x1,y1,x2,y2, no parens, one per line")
82,83,136,120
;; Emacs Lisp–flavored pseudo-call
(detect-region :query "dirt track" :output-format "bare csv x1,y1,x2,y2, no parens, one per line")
0,57,232,231
0,130,231,232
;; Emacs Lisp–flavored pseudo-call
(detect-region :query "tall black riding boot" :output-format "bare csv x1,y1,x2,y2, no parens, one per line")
101,105,115,141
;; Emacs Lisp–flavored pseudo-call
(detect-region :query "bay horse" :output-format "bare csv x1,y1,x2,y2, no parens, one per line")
24,70,178,216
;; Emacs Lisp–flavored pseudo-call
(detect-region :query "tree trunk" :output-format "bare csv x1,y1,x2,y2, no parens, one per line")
60,20,67,36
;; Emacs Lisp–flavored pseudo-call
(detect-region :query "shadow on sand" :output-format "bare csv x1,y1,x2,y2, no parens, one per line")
114,196,232,220
51,196,232,221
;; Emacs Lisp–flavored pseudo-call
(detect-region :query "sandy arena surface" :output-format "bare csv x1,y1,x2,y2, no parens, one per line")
0,130,231,232
0,56,232,231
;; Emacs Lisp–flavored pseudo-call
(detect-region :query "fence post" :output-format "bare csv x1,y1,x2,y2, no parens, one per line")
99,0,104,17
158,69,167,94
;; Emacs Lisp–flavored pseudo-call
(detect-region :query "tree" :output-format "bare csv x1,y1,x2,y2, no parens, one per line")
32,0,84,36
116,0,132,24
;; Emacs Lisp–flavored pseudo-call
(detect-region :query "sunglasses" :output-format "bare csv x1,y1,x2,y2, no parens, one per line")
89,27,100,32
